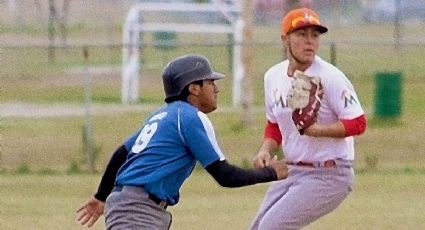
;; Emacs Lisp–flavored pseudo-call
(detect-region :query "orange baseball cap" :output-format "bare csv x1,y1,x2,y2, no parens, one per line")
281,8,328,35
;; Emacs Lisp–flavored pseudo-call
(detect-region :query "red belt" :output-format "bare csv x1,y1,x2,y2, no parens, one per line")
287,160,337,168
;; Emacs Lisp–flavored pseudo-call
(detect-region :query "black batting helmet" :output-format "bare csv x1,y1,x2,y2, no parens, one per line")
162,54,225,101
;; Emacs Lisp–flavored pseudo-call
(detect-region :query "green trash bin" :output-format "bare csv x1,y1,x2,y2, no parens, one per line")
374,71,403,118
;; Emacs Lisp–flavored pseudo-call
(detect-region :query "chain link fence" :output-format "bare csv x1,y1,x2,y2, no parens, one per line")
1,0,425,172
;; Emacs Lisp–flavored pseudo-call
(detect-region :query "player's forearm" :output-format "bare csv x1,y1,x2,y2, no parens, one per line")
259,138,279,154
304,121,346,138
94,145,128,202
305,114,367,138
205,160,277,187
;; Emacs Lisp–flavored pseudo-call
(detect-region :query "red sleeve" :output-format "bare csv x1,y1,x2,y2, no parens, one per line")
264,121,282,144
340,114,367,137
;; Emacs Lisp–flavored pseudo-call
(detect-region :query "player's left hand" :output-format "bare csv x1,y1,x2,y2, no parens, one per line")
77,197,105,228
287,70,323,135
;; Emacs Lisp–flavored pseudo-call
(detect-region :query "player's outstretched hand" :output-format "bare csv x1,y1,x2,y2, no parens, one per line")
77,197,104,228
269,156,289,180
253,150,272,168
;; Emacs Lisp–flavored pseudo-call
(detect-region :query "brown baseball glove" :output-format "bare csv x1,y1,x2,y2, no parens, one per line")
287,70,323,134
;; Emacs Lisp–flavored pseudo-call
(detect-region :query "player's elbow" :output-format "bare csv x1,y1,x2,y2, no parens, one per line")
214,177,238,188
358,117,367,135
354,114,367,135
341,114,367,137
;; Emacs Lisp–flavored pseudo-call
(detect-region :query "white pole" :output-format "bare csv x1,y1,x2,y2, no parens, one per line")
232,17,244,106
121,2,241,105
240,0,255,126
8,0,17,11
122,7,140,104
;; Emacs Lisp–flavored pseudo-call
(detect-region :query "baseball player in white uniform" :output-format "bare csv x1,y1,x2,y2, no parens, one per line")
250,8,367,230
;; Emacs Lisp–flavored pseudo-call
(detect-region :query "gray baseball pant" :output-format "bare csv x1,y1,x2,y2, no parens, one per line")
249,164,354,230
104,185,172,230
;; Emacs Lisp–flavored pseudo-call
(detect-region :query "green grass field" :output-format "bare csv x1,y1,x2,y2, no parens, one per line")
2,22,425,229
1,171,424,230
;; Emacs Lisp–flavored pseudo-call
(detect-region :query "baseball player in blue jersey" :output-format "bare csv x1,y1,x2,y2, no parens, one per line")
77,54,289,229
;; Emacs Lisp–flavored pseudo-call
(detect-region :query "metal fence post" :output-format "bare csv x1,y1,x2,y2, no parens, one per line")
82,46,95,172
330,42,337,66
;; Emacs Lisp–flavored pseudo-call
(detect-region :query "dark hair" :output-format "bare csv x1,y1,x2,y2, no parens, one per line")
165,80,204,103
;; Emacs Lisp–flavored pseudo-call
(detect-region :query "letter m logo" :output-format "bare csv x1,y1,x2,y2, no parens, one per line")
344,95,357,108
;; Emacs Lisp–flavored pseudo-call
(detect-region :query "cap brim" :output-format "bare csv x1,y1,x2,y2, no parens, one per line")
205,72,225,80
290,24,328,34
316,25,328,33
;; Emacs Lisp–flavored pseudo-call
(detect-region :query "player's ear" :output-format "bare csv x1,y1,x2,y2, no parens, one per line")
281,34,289,45
281,34,291,56
188,83,201,96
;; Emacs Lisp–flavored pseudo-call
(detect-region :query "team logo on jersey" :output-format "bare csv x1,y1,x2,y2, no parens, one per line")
341,90,357,108
273,89,287,108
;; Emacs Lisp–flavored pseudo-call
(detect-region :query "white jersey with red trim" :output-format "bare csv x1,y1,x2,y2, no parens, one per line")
264,56,364,161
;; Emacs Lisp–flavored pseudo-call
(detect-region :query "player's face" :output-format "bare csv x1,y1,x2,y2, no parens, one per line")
198,79,219,113
284,27,321,65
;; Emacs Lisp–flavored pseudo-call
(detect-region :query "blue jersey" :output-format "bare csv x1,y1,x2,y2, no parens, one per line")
115,101,225,205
